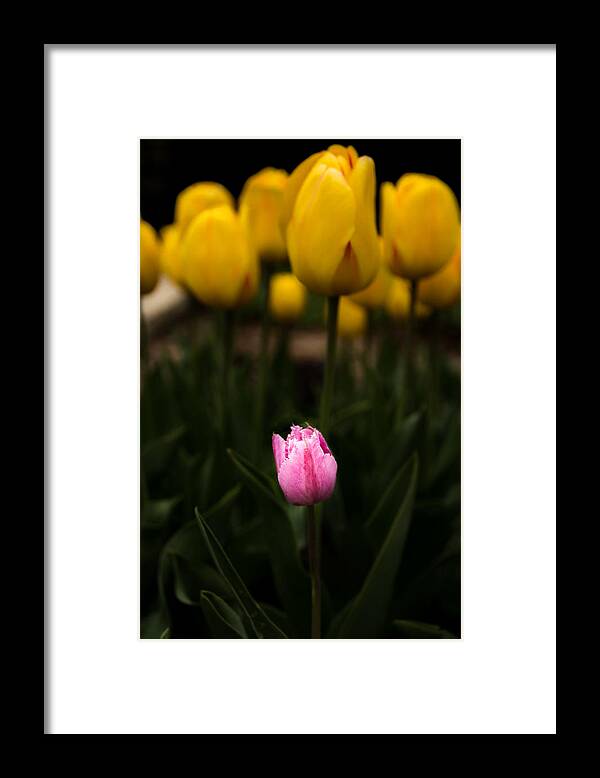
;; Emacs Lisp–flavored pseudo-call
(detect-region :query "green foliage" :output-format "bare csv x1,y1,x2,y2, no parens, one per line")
227,449,312,637
140,308,461,638
330,454,418,638
196,509,287,638
200,591,249,638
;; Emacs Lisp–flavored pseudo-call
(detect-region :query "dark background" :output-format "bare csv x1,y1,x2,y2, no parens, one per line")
140,139,461,231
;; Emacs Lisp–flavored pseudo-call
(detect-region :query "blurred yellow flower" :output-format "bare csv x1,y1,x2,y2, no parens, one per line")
330,296,368,339
239,168,288,262
175,182,234,236
268,272,307,324
418,231,461,309
381,174,460,280
180,204,259,309
283,145,380,296
348,236,392,309
386,278,431,320
159,224,183,285
140,220,160,295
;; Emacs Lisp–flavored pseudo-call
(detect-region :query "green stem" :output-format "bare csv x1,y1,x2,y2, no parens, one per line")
254,265,272,458
306,504,321,639
429,311,441,420
404,279,418,409
364,308,374,372
366,307,374,350
221,308,235,443
319,296,339,437
140,309,149,367
278,325,291,362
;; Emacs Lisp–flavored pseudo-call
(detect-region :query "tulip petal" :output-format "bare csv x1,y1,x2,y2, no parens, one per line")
181,205,256,308
317,431,331,455
140,220,160,295
175,182,235,235
280,151,324,234
287,161,356,296
342,155,379,292
159,224,183,285
268,273,307,323
272,434,287,472
311,443,337,502
276,443,312,506
239,169,288,262
393,174,460,279
418,231,461,309
380,181,400,272
328,144,358,170
274,425,337,506
335,296,368,339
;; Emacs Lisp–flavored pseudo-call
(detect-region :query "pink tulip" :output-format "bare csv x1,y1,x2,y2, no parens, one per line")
272,424,337,506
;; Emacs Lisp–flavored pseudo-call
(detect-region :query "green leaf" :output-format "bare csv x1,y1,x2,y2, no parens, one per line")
227,449,311,637
373,409,424,502
332,454,419,638
200,591,248,638
158,551,210,638
391,531,460,619
226,448,284,510
195,508,287,639
365,454,416,552
163,521,211,567
140,610,169,639
141,496,182,530
160,627,171,639
142,425,186,480
391,620,457,639
332,399,372,427
158,520,233,637
394,406,426,452
427,410,460,490
168,551,232,606
203,483,242,521
259,603,293,636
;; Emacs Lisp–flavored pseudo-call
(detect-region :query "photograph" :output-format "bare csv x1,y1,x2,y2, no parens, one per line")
140,139,462,639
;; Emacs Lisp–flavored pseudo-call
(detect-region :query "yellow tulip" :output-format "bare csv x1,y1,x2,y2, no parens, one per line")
175,182,234,236
180,204,259,309
283,145,380,296
418,231,461,309
329,297,368,339
381,174,460,280
348,236,392,309
159,224,183,285
239,168,288,262
140,220,160,295
268,272,307,323
386,278,431,320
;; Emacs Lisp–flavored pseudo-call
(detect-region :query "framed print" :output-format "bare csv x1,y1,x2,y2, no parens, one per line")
46,44,556,734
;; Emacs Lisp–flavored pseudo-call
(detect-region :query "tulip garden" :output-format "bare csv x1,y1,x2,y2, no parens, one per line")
140,141,461,639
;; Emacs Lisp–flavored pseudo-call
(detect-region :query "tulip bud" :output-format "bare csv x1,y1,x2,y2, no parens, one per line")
381,174,460,281
180,204,259,309
386,278,431,321
331,297,368,339
418,231,461,309
140,220,160,295
348,236,392,309
175,182,234,236
272,424,337,506
159,223,183,285
239,168,288,262
282,145,380,296
268,272,307,324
